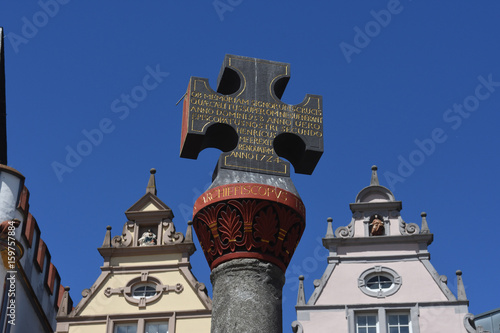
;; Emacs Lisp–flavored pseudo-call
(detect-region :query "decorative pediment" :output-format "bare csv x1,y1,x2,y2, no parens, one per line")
125,192,174,222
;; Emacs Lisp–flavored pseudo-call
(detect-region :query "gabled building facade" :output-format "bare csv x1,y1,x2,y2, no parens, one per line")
56,169,212,333
293,166,478,333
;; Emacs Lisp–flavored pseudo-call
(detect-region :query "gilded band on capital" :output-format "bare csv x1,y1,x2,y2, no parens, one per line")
201,184,289,204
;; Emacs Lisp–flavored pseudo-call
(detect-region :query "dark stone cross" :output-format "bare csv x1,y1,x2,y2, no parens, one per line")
180,54,323,177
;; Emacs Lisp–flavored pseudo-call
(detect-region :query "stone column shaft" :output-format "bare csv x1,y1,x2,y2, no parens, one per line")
210,259,284,333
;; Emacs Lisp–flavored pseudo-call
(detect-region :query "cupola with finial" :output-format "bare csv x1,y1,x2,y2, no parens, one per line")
332,165,428,239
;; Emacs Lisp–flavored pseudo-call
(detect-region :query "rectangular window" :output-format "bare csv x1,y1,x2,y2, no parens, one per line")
356,314,378,333
145,321,168,333
114,323,137,333
387,314,411,333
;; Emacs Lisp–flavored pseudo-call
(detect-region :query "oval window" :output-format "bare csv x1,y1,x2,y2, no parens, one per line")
358,266,402,298
132,284,157,299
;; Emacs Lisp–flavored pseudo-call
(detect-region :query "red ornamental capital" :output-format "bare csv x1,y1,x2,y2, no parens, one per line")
192,183,305,272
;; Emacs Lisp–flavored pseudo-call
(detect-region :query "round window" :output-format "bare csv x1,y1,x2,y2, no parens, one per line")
132,284,157,299
358,266,402,298
366,275,393,292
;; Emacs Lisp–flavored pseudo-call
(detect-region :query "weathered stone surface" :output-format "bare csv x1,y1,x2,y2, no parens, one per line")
210,258,284,333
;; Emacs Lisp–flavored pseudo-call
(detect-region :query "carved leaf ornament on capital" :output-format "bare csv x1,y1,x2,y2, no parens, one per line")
193,184,305,272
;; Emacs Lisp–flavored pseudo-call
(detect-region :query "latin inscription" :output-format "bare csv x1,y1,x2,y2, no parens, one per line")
189,83,323,173
194,183,306,217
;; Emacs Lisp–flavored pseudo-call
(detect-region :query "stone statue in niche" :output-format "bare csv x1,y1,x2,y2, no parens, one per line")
138,229,157,246
369,214,385,236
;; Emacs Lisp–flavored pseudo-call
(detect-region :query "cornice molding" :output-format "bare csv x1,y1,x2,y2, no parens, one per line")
295,300,470,311
98,242,195,258
323,233,433,249
349,201,402,213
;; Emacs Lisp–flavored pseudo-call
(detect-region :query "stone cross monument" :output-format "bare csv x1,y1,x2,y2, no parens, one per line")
180,54,323,333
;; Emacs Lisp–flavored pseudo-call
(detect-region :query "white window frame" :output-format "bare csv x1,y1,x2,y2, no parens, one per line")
132,283,158,300
113,322,138,333
348,307,419,333
111,319,169,333
145,321,169,333
366,274,394,293
386,312,412,333
355,313,379,333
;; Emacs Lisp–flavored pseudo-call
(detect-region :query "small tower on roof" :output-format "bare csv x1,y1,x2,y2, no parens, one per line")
334,165,419,239
293,166,476,333
56,169,211,333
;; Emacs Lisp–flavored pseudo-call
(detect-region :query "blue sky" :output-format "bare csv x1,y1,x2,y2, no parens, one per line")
1,0,499,328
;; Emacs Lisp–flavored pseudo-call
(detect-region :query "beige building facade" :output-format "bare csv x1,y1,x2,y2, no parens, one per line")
56,170,211,333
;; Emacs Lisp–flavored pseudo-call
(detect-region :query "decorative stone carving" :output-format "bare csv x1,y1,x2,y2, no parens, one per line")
195,282,208,295
399,217,420,235
104,275,183,308
81,289,91,298
464,313,483,333
192,184,305,272
291,321,304,333
162,221,184,244
335,218,354,238
111,222,133,247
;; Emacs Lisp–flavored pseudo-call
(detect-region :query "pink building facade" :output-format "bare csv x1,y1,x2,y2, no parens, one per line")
293,166,480,333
